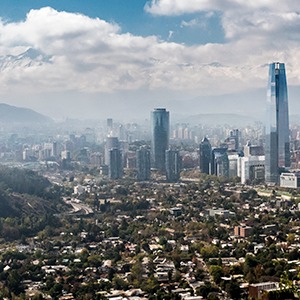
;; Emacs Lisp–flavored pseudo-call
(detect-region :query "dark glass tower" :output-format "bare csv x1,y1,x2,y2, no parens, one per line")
136,146,151,181
211,147,229,177
151,108,169,171
265,62,290,184
199,137,212,174
165,149,181,182
109,148,123,179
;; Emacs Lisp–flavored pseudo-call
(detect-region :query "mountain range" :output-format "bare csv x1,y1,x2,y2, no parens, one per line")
0,103,52,124
0,47,299,124
0,48,51,71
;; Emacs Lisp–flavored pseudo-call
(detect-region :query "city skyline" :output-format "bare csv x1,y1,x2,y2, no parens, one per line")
0,1,299,120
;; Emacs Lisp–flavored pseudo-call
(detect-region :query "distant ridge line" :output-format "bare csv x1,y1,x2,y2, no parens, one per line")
0,103,52,123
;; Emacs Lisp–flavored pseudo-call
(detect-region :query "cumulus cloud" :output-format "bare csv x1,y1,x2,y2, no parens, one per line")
145,0,220,16
145,0,300,41
143,0,300,87
0,5,299,102
145,0,300,16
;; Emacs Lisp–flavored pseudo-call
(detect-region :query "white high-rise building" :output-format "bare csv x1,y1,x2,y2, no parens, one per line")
238,142,265,184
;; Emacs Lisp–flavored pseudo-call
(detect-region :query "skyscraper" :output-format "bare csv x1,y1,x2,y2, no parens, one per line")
199,137,212,174
151,108,169,171
224,129,240,151
109,148,123,179
107,118,113,136
136,146,151,181
211,147,229,178
105,137,119,165
265,62,290,184
165,149,181,182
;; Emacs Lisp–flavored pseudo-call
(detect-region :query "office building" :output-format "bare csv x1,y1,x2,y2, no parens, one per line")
151,108,169,171
126,151,137,169
61,150,71,161
238,142,265,184
84,128,96,144
234,225,253,238
109,148,123,179
225,129,240,151
105,137,119,165
211,147,229,177
107,118,113,136
61,150,71,169
244,141,264,157
165,149,181,182
136,147,151,181
238,156,265,184
228,152,239,178
265,62,290,184
280,172,300,189
199,137,212,174
43,142,58,159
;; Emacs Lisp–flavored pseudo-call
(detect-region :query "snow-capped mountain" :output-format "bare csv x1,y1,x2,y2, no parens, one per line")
0,48,52,71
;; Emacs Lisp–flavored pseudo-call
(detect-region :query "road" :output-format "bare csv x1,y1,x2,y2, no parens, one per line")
63,197,93,215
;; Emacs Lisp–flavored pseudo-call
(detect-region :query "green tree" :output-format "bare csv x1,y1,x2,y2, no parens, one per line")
225,280,241,299
112,275,128,290
210,265,224,284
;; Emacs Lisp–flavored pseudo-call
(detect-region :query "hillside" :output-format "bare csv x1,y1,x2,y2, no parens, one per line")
0,191,61,218
0,166,64,218
0,103,52,124
0,166,67,240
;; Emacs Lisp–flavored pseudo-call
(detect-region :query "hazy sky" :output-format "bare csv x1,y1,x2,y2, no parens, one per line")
0,0,299,120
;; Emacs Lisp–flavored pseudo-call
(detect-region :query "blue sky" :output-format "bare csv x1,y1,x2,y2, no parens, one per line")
0,0,299,120
0,0,224,45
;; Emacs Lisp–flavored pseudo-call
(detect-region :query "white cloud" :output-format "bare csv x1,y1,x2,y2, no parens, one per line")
167,30,174,40
143,0,300,88
145,0,300,41
145,0,300,16
145,0,223,15
0,7,120,54
0,5,299,104
181,18,206,28
180,12,215,32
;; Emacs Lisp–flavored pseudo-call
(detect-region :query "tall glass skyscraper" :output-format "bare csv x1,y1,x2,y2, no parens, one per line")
151,108,169,171
265,62,290,184
199,137,212,174
165,149,181,182
136,146,151,181
109,148,123,179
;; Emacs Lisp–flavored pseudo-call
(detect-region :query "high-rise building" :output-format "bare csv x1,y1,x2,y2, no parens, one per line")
228,152,240,178
107,118,113,136
237,141,265,184
224,129,240,151
265,62,290,184
165,149,181,182
151,108,169,171
109,148,123,179
199,137,212,174
244,141,264,157
136,147,151,181
105,137,119,165
211,147,229,177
